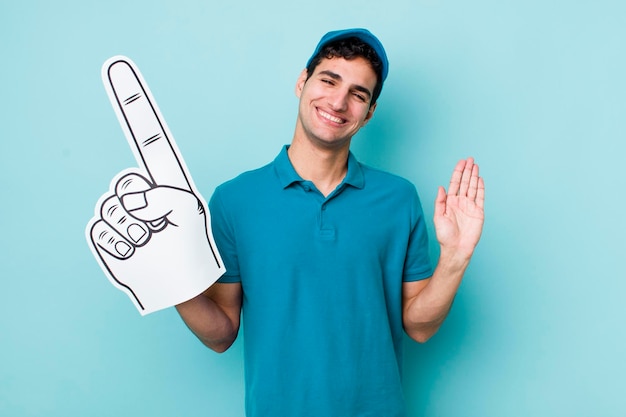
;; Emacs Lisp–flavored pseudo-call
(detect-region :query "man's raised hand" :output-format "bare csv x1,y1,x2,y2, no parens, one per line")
433,157,485,259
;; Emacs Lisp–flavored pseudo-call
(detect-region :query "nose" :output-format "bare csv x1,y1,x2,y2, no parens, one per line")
327,88,349,112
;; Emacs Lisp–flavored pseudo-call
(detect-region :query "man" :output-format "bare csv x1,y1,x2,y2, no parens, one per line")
176,28,485,417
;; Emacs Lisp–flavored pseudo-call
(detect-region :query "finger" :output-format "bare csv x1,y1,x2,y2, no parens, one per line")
467,164,480,200
458,157,475,196
103,57,191,191
115,172,166,232
476,177,485,210
447,159,466,196
90,219,135,259
115,172,152,197
100,195,151,246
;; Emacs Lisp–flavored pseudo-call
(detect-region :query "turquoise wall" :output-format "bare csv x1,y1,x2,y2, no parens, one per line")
2,1,625,416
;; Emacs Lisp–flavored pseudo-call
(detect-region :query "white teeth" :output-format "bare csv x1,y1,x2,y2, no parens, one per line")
319,110,343,124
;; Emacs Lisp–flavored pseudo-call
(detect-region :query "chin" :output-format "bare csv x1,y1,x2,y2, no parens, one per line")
315,137,351,150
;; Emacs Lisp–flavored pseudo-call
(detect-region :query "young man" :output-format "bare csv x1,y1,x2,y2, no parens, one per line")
176,28,485,417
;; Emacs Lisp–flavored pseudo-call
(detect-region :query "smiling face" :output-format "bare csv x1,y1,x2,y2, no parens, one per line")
293,56,378,151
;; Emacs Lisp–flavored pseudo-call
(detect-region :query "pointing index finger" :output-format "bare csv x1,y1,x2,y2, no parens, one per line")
103,56,191,191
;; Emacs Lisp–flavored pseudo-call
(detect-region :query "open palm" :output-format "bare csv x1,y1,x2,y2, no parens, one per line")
434,158,485,257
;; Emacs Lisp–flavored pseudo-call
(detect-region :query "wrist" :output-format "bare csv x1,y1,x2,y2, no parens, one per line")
437,246,473,273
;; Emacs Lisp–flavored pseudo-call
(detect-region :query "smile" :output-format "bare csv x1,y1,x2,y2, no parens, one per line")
318,109,345,124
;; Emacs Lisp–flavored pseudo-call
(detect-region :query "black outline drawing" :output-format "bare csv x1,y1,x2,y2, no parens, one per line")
85,56,225,315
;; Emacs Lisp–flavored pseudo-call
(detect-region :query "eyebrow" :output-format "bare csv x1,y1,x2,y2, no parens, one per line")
318,70,373,99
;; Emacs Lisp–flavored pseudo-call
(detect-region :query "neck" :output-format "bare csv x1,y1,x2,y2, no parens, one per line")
287,135,350,197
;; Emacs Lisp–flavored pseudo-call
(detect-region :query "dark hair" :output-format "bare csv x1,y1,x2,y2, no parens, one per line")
305,37,384,105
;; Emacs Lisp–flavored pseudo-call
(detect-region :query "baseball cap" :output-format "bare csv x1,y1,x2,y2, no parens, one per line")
306,28,389,83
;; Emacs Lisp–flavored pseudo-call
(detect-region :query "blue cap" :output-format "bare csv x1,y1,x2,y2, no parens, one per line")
306,28,389,83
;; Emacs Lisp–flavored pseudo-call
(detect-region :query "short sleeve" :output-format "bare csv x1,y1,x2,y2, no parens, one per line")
209,186,241,283
402,188,434,282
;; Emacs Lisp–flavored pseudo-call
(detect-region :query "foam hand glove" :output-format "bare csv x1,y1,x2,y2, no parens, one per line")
86,57,225,315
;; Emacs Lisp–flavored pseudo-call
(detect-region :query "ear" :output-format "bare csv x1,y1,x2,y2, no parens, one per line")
362,101,378,126
295,69,308,98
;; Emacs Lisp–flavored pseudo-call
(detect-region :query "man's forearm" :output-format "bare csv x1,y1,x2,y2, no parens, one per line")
176,293,240,353
403,248,472,342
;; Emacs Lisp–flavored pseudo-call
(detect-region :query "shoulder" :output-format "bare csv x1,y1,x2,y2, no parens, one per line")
359,162,418,195
213,162,274,199
355,162,427,220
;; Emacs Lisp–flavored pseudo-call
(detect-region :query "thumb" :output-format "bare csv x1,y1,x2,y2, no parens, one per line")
122,186,200,224
434,186,447,218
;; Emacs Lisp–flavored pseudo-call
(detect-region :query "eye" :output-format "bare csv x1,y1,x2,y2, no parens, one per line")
321,78,335,85
353,92,367,102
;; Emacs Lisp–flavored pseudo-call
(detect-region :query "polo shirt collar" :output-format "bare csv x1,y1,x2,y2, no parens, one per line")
274,145,365,190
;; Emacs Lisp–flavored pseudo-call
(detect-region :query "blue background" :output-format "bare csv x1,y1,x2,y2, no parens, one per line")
2,1,625,416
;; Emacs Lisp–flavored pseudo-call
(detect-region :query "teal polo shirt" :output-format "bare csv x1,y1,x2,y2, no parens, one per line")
209,146,433,417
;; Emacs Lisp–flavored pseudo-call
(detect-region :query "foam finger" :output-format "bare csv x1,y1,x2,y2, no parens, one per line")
103,57,191,191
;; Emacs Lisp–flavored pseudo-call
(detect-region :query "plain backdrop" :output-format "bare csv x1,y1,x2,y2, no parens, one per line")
1,1,625,416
